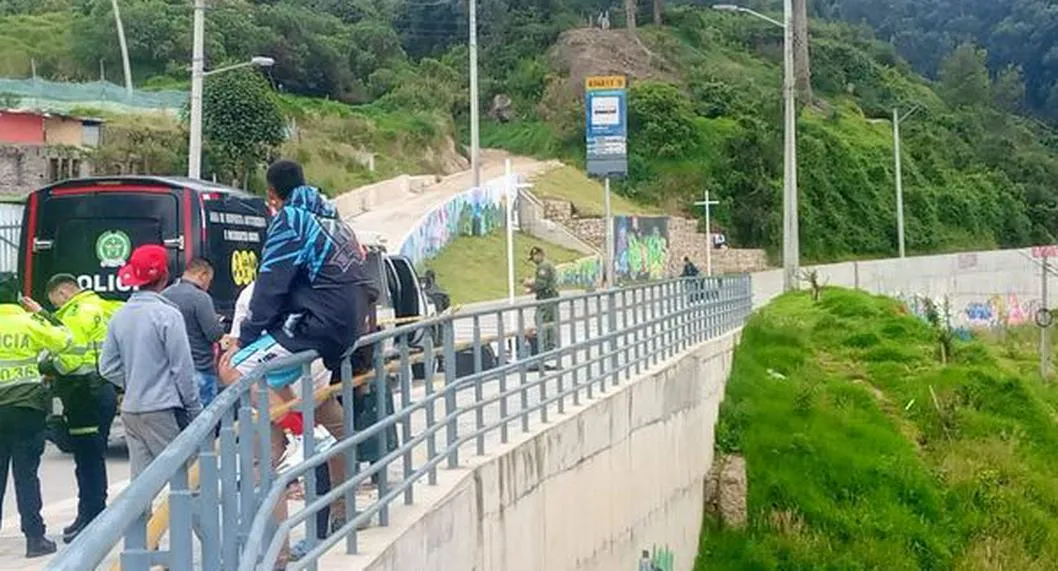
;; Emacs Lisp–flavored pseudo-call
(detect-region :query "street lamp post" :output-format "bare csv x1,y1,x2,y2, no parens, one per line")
187,0,275,179
713,3,799,290
870,104,919,258
893,105,919,258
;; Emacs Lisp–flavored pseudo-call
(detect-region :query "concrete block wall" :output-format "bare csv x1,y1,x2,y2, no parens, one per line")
349,331,740,571
516,191,598,255
334,174,437,219
753,248,1046,328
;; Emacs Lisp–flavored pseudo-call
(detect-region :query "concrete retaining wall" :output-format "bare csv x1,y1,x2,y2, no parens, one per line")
753,248,1047,328
334,174,436,219
351,331,740,571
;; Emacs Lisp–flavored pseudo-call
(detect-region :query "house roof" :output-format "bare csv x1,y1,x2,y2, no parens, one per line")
0,108,105,124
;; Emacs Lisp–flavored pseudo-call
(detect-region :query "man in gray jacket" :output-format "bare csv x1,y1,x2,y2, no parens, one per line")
163,258,225,407
99,245,202,477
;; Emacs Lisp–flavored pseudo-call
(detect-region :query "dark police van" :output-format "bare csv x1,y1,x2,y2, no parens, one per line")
18,176,269,317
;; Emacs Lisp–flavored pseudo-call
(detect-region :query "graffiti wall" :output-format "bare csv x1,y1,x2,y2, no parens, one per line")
895,290,1045,338
556,255,602,289
398,174,521,267
614,216,669,283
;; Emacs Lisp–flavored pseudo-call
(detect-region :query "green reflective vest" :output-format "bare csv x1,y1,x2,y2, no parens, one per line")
0,304,72,410
52,290,119,375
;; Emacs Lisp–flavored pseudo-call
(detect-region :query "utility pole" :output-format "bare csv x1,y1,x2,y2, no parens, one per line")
1042,254,1051,379
111,0,134,97
694,190,720,276
782,0,799,291
469,0,481,189
625,0,637,31
604,177,614,287
893,107,906,258
791,0,811,101
188,0,205,179
653,0,663,25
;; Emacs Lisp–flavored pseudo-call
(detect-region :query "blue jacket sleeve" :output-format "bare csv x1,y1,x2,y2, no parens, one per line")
239,209,300,347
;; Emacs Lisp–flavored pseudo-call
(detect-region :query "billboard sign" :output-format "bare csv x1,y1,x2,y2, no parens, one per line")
585,75,628,178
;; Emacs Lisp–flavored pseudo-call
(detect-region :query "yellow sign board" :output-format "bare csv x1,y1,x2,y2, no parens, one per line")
585,75,627,90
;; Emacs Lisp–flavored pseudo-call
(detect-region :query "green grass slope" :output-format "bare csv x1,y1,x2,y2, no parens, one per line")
701,288,1058,570
422,231,584,305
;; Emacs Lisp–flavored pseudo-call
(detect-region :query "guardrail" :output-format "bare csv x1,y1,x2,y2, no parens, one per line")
48,275,752,571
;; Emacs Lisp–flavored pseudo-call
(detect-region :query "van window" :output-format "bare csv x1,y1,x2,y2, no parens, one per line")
364,250,390,308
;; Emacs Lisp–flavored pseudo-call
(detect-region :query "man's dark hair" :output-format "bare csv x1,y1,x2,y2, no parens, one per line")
266,159,306,200
185,258,214,275
0,273,19,304
46,273,79,294
683,256,690,263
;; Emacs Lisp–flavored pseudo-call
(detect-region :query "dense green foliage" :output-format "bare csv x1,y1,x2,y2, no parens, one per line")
4,1,1058,260
701,288,1058,569
806,0,1058,120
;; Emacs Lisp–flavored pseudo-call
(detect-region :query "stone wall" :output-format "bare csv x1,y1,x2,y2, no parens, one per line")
517,192,597,255
0,144,93,196
0,145,49,196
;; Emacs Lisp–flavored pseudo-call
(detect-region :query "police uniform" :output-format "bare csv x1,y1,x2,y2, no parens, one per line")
529,247,560,354
48,289,119,539
0,285,72,557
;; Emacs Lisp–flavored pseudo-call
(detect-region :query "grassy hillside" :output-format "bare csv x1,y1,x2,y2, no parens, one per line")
530,166,660,217
423,231,584,305
484,10,1058,261
701,288,1058,569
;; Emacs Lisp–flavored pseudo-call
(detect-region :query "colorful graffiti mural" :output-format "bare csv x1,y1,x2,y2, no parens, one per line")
614,216,669,283
637,546,674,571
962,293,1043,328
398,174,522,267
555,255,602,289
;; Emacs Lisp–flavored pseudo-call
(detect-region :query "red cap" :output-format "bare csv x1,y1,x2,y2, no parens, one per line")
118,244,170,288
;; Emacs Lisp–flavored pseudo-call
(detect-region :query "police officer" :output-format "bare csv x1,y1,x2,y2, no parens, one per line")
524,246,560,371
0,274,72,558
21,274,119,543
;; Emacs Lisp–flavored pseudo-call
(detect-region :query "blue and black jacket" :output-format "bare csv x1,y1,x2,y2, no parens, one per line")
239,186,374,370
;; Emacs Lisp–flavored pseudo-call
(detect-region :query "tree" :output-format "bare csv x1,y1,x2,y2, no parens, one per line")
199,69,285,188
653,0,662,25
625,0,636,30
992,64,1025,113
939,43,990,108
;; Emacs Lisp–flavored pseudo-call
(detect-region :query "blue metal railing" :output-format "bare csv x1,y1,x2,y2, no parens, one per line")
47,276,752,571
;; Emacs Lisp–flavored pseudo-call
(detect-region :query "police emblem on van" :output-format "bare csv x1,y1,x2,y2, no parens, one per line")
96,230,132,268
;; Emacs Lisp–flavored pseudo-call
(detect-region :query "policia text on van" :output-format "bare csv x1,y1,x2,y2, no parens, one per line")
18,176,269,319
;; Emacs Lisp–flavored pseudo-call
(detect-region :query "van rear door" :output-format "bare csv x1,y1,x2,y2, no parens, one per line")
24,185,181,302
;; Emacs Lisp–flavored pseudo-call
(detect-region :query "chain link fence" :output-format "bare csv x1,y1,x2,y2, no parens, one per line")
0,77,186,114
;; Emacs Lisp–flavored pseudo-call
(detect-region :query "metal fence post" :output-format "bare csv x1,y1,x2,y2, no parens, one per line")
300,361,319,567
443,320,460,467
340,356,358,555
372,347,390,526
473,315,485,454
399,334,415,503
608,290,618,386
496,310,510,443
169,464,193,571
423,329,439,482
199,437,221,571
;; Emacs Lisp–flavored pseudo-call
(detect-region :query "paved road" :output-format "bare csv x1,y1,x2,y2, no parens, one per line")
0,444,131,569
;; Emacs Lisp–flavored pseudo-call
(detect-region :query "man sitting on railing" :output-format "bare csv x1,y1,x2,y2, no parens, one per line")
222,159,374,566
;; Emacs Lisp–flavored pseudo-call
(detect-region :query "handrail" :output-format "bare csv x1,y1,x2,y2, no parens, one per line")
48,350,318,570
48,275,753,571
